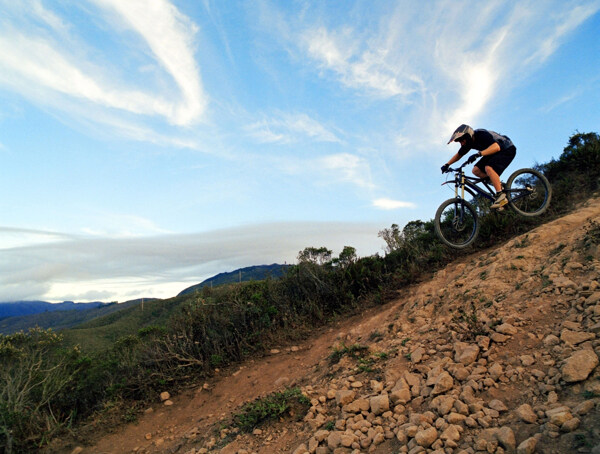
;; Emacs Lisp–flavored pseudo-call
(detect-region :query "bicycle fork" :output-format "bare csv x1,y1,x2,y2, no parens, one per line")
451,176,467,230
454,173,465,199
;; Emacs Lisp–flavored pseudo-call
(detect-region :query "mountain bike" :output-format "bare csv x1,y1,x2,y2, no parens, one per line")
434,161,552,249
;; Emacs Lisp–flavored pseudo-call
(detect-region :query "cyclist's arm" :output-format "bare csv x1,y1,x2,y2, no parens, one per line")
479,142,501,157
446,152,461,166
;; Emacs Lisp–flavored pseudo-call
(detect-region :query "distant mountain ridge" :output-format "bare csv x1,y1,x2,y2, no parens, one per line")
0,265,290,336
178,263,290,296
0,301,107,320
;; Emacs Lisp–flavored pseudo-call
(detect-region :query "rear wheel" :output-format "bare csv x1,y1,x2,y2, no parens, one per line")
505,168,551,217
434,198,480,249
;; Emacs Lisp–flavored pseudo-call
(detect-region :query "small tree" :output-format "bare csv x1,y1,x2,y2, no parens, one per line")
332,246,357,268
378,224,402,254
378,221,435,254
297,246,332,265
538,131,600,214
542,132,600,189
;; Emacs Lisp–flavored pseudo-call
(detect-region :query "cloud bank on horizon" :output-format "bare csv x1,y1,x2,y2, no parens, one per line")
0,223,380,302
0,0,598,302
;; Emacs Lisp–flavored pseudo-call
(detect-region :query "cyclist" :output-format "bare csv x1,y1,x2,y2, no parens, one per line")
441,124,516,209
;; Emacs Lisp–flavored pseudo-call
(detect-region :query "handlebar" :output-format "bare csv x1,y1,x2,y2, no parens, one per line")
443,162,467,174
443,153,479,174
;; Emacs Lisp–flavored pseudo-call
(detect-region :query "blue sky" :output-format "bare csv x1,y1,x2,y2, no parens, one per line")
0,0,599,303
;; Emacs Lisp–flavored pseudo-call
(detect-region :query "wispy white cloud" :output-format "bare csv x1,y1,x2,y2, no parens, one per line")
0,0,206,134
301,26,423,98
0,32,170,115
245,112,341,144
315,153,374,189
539,71,600,113
540,89,584,113
524,3,600,65
273,151,374,193
30,0,70,33
444,61,499,134
80,213,173,238
1,0,595,156
286,0,600,154
91,0,207,125
0,227,70,249
372,198,416,210
68,107,216,152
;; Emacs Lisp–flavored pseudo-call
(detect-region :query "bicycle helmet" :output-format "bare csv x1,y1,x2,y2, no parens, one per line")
447,124,474,144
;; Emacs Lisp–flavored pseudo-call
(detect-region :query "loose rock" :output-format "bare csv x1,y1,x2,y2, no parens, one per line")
517,436,538,454
414,427,438,448
562,350,599,382
515,404,537,423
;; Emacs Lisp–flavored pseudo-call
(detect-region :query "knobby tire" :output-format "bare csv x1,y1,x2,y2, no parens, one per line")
434,198,480,249
505,168,552,217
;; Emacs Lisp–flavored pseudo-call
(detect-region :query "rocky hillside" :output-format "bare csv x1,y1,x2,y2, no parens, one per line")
75,197,600,454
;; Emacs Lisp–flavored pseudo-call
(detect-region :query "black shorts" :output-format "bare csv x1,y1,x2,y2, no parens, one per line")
476,146,516,176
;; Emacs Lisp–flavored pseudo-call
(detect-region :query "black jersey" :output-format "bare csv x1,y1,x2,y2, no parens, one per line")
458,129,515,157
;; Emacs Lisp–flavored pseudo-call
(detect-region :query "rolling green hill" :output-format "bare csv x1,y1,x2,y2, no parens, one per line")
60,296,187,353
60,265,290,353
0,265,288,350
0,265,290,338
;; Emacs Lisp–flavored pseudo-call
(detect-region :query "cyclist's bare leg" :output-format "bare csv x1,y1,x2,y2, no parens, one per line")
472,166,486,179
474,166,502,192
484,166,502,193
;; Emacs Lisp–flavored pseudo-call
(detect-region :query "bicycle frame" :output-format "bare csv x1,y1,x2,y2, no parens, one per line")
443,164,537,207
442,164,496,202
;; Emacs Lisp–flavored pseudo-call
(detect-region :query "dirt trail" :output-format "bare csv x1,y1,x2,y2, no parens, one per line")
81,296,406,454
63,197,600,454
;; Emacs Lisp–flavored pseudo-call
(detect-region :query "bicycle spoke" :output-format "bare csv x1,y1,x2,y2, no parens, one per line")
506,169,551,217
435,199,478,248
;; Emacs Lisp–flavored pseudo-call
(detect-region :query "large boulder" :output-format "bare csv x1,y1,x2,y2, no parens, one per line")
562,350,599,382
454,342,480,365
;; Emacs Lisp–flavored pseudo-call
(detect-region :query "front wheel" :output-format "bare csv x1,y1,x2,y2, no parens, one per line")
434,198,480,249
505,168,552,217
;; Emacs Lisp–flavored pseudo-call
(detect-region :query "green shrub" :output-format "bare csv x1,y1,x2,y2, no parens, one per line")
451,302,488,340
0,328,84,452
542,132,600,184
540,132,600,213
231,388,310,432
328,343,370,365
